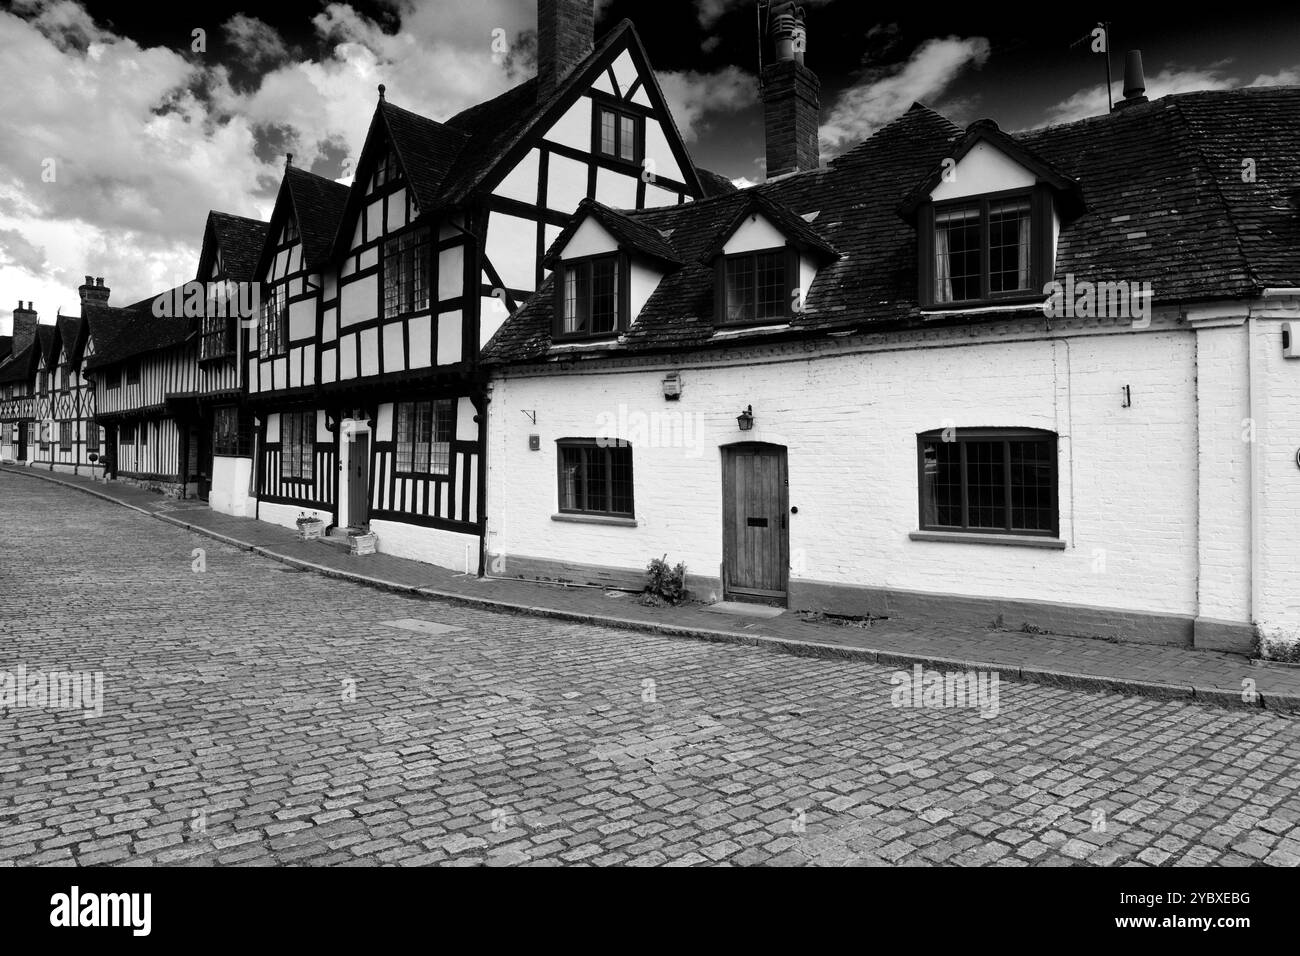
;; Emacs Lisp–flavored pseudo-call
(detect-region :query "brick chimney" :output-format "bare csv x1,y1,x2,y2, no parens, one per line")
1113,50,1149,111
537,0,594,100
11,300,38,348
761,2,820,178
78,275,110,308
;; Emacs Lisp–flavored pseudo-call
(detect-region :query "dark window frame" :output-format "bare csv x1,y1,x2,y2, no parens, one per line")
280,410,315,483
87,421,99,454
552,252,630,341
126,360,141,386
556,438,634,518
916,427,1059,537
259,283,289,357
394,398,454,477
213,406,253,458
713,245,799,326
591,102,645,166
918,185,1053,309
382,226,432,321
59,420,72,451
199,293,237,363
105,366,121,390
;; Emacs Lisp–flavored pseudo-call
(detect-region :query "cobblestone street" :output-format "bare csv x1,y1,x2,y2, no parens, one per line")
2,473,1299,867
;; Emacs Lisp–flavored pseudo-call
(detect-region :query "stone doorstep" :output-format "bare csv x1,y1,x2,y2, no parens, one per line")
4,463,1298,713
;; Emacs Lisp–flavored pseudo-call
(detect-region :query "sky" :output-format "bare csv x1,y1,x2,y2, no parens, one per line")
2,0,1300,333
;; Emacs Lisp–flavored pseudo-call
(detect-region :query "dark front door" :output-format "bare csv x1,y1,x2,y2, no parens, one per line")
722,443,789,603
16,422,26,460
195,417,212,501
348,433,369,529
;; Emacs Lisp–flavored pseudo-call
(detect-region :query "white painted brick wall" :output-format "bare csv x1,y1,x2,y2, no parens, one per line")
487,325,1202,617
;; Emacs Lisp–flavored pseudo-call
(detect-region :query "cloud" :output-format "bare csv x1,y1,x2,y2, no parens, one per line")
819,36,991,152
222,14,292,71
1038,62,1300,126
657,66,760,141
0,0,542,315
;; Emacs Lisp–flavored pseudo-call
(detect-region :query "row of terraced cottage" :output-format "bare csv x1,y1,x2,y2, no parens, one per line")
3,1,1300,656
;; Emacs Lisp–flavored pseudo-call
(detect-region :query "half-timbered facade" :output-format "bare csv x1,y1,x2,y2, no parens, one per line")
193,211,268,514
84,298,199,496
0,302,40,464
30,313,102,476
244,1,713,571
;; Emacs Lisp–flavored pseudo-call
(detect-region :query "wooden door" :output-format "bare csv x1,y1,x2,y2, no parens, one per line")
722,444,789,603
16,422,26,461
348,433,369,529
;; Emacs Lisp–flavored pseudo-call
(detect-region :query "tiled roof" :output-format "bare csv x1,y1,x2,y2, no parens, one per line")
82,297,193,371
55,315,85,364
0,342,35,385
285,166,350,268
207,211,270,282
0,335,10,363
543,199,682,269
695,167,739,197
485,88,1300,365
35,324,55,366
379,100,468,213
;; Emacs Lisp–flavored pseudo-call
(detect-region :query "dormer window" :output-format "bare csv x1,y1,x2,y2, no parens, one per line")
554,253,628,339
722,248,791,324
593,105,642,164
920,187,1052,308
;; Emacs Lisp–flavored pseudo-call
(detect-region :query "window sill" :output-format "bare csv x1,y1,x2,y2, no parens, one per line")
552,513,637,527
909,530,1065,549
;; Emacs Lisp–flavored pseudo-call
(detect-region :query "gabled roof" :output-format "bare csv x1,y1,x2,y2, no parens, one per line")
702,191,841,262
695,167,739,198
197,211,270,283
82,295,194,371
485,88,1300,365
55,315,87,366
899,117,1086,220
255,166,349,279
35,324,55,367
0,341,37,385
0,335,11,363
435,19,703,209
329,98,469,261
542,198,682,269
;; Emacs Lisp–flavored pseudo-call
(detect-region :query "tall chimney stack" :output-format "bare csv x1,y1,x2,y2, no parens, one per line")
11,300,38,349
78,274,110,308
761,2,821,179
1113,50,1148,110
537,0,594,100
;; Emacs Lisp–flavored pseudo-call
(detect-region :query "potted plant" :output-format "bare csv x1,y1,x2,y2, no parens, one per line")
296,511,326,540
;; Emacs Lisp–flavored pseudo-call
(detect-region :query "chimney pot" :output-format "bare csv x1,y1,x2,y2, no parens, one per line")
1114,50,1148,110
84,275,93,286
761,3,820,178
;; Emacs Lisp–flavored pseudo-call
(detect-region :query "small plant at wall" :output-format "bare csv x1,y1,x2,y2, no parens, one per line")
295,512,313,527
1257,632,1300,664
641,555,687,607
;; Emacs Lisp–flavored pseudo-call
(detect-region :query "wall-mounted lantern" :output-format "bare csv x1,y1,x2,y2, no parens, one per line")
662,370,682,400
737,404,754,431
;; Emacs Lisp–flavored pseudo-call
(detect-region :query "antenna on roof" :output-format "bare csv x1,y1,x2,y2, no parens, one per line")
1070,21,1114,112
1102,22,1113,112
378,83,386,101
757,0,768,78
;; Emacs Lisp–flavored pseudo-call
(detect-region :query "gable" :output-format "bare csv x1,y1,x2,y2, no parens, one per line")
930,142,1037,203
721,213,787,255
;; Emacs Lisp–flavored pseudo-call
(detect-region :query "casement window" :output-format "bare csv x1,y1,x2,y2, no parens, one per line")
556,439,634,517
59,421,72,451
917,428,1058,537
213,406,252,457
121,423,134,444
554,254,627,339
593,104,643,164
37,371,47,394
716,247,796,325
200,309,236,361
87,422,99,454
106,367,120,390
283,215,299,244
394,399,454,476
280,411,315,482
921,188,1051,307
140,422,148,447
373,147,402,188
126,361,141,385
259,284,289,356
383,228,431,320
